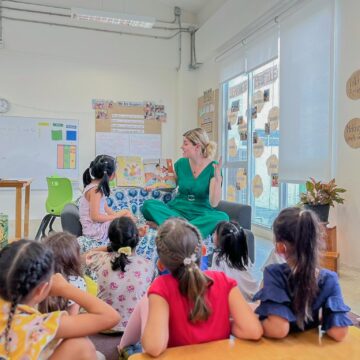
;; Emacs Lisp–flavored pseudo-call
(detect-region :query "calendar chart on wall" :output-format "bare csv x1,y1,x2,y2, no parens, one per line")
0,116,79,190
94,99,164,159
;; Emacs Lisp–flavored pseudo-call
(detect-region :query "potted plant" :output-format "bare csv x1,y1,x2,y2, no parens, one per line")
299,178,346,222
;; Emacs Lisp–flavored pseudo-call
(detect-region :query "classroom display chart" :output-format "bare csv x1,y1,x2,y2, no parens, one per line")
197,88,219,143
94,100,163,159
0,116,79,190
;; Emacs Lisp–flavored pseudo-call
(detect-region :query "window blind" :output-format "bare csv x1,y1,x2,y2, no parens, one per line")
279,0,334,183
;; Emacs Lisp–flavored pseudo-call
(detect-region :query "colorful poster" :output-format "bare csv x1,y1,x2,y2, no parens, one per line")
143,158,176,190
57,145,76,169
116,156,144,187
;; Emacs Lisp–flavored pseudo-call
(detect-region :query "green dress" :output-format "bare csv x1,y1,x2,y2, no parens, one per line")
141,158,229,238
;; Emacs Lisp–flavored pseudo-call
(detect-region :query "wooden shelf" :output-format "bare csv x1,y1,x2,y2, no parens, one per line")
325,225,337,252
322,225,338,273
320,251,339,273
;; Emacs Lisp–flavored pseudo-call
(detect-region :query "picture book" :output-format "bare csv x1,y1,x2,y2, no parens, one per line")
116,156,144,187
115,156,176,189
143,158,176,190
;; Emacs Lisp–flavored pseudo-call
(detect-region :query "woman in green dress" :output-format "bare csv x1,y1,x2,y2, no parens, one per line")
141,128,229,238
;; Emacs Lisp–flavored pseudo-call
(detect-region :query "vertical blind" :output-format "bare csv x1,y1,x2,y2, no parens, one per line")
279,0,334,183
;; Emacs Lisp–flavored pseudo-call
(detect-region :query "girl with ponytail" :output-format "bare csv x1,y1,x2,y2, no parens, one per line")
0,240,120,359
142,218,262,356
254,207,352,341
211,221,260,302
85,217,154,333
79,154,133,243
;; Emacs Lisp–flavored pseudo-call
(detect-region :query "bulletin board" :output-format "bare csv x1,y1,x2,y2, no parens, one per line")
0,116,79,190
94,100,165,159
197,88,219,142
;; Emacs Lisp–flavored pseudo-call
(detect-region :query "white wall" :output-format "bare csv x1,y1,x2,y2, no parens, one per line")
333,0,360,269
0,2,198,232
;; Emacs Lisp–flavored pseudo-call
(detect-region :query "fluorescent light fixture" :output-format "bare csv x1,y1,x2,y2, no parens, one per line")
71,8,155,28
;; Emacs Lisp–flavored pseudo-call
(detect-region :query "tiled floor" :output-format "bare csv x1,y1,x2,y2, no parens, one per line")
254,237,360,316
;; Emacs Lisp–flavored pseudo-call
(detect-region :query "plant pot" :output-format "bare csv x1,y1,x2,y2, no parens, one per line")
304,204,330,223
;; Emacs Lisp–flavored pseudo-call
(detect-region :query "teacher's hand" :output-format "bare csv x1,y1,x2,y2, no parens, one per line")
213,157,223,182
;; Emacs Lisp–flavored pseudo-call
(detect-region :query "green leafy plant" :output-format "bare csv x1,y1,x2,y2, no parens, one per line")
300,178,346,207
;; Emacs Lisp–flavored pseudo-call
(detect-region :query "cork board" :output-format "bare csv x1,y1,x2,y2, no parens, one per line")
346,70,360,100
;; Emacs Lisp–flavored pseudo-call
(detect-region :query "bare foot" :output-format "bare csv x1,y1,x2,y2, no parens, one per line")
146,221,158,230
138,225,149,237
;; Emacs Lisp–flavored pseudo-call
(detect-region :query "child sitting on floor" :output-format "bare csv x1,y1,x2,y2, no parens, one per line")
0,239,120,359
39,232,86,315
253,207,352,341
142,218,262,356
210,220,260,302
85,217,154,333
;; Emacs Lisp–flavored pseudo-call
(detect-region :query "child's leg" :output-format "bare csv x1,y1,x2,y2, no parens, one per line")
119,295,149,349
49,337,97,360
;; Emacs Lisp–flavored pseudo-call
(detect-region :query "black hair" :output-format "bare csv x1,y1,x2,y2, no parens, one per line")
214,220,249,271
0,240,54,353
82,154,116,197
38,232,82,313
273,207,323,329
107,217,139,272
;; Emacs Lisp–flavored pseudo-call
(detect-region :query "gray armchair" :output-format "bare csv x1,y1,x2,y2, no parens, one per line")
61,203,82,237
215,200,254,263
61,199,255,262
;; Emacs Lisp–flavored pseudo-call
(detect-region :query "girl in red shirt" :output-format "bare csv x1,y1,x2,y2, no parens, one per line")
142,218,262,356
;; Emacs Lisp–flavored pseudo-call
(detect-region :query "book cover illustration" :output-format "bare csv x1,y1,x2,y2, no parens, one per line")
143,158,176,190
116,156,144,187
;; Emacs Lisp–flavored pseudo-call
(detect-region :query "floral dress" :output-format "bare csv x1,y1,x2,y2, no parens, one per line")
0,297,65,360
86,251,155,331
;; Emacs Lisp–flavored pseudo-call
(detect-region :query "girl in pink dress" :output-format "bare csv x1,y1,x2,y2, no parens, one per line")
79,155,132,243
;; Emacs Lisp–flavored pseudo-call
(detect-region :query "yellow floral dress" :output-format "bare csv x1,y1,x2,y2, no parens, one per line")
0,297,65,360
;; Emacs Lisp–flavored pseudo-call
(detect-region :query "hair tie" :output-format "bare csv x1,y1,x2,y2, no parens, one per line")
118,246,132,256
89,168,95,180
183,253,197,266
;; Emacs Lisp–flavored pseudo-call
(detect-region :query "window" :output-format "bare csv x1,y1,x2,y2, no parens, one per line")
222,59,303,228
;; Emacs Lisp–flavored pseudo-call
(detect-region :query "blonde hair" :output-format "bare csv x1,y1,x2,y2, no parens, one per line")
156,218,213,323
183,128,217,159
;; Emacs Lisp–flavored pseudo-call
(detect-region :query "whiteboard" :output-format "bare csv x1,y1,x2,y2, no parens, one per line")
96,133,161,159
0,116,79,190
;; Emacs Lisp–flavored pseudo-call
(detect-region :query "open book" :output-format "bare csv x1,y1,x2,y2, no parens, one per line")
116,156,176,189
